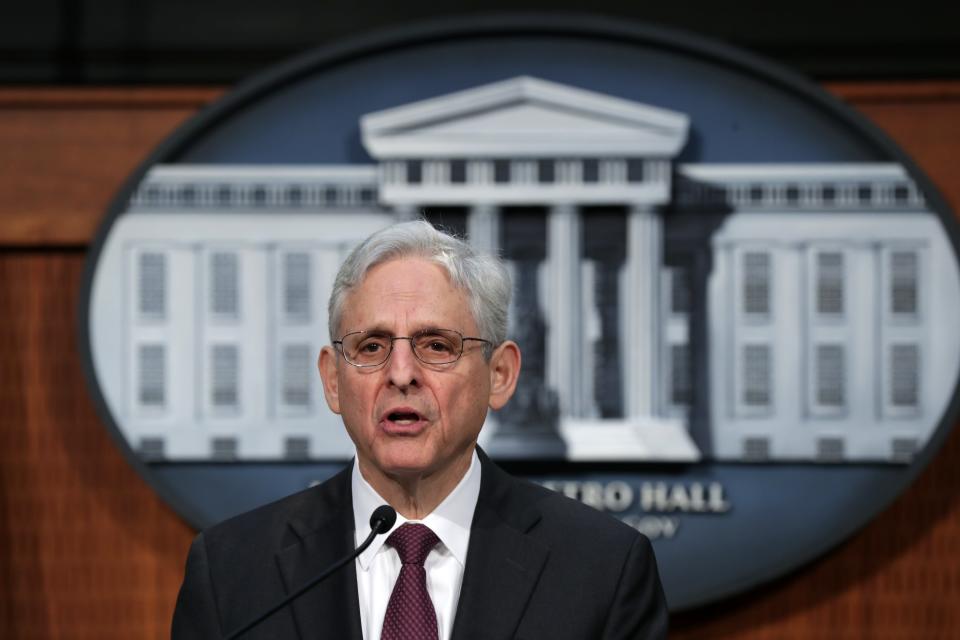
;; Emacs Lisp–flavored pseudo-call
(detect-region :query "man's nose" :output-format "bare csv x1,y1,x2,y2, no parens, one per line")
386,338,420,390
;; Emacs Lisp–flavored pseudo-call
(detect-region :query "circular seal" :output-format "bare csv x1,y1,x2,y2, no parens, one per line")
79,16,960,610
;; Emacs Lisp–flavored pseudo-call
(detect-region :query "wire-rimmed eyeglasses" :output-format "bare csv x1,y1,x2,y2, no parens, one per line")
333,328,492,367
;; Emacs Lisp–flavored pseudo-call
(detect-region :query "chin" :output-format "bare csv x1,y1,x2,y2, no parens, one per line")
374,445,439,477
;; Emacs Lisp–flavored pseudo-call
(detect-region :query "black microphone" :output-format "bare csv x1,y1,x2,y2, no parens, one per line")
224,505,397,639
369,504,398,535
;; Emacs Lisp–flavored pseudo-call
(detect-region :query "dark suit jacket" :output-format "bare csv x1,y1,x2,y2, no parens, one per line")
172,450,668,639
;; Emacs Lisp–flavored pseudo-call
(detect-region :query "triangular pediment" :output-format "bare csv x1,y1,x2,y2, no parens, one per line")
361,76,689,159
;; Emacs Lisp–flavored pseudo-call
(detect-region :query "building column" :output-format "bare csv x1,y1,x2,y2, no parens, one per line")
467,204,499,253
547,203,583,416
625,205,663,418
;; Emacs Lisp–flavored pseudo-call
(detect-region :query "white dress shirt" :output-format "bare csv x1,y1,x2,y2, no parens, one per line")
352,450,481,640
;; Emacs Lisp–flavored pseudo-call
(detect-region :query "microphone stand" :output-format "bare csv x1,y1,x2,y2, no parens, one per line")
224,505,397,640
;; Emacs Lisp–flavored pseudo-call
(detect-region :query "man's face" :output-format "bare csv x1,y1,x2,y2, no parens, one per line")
318,257,517,483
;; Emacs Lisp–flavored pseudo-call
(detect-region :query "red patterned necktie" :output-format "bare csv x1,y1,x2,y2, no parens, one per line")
380,523,441,640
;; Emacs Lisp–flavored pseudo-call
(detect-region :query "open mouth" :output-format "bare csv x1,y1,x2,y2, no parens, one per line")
385,410,423,426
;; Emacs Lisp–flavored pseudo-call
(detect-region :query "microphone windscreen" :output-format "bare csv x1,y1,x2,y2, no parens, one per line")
370,505,397,534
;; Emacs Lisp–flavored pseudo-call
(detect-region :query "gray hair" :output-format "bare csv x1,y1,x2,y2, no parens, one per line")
328,220,512,355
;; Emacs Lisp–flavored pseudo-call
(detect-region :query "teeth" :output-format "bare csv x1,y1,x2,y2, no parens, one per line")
389,413,420,424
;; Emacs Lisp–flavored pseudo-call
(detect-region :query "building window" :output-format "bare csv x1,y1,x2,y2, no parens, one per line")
821,185,836,204
537,159,555,184
215,184,232,205
817,437,845,461
210,252,239,317
816,344,846,408
890,251,918,316
894,185,910,204
145,185,162,204
285,185,302,206
138,252,166,318
816,251,844,316
211,437,237,460
742,436,770,461
742,344,772,409
138,344,166,408
406,160,422,184
138,437,165,461
493,159,511,184
323,186,338,204
582,159,600,183
178,185,196,205
858,184,873,204
211,345,239,409
450,159,467,184
670,344,692,407
285,436,310,460
283,252,311,322
891,437,918,462
282,344,312,408
742,252,771,316
890,344,919,408
626,159,644,183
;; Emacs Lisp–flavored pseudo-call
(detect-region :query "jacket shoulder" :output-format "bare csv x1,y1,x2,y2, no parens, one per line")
482,459,642,550
200,464,352,558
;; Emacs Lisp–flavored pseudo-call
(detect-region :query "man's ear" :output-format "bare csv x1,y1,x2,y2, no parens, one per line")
488,340,521,411
318,345,342,415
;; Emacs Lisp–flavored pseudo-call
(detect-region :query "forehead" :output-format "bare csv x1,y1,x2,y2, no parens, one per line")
340,257,477,333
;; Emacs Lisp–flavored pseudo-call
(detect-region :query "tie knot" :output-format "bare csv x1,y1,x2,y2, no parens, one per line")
387,523,440,566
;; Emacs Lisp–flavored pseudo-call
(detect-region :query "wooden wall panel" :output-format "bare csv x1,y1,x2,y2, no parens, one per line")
0,83,958,638
0,254,191,639
0,89,221,247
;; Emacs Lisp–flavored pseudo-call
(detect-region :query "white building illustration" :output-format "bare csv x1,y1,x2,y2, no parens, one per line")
88,76,960,464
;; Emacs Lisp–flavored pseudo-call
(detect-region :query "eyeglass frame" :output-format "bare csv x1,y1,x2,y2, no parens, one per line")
332,328,494,368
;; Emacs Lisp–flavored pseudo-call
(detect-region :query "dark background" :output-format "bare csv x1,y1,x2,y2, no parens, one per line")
4,0,960,84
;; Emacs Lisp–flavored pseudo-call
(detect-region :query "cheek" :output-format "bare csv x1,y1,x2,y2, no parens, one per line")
441,378,489,432
339,378,377,429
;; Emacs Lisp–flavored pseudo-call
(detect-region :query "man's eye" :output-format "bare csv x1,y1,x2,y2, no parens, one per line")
417,335,455,353
427,341,453,353
358,341,385,353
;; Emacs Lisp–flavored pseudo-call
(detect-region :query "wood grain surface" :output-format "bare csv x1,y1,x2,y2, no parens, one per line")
0,88,222,247
0,83,958,638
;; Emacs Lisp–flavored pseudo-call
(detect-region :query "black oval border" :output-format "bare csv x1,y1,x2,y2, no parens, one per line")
77,12,960,610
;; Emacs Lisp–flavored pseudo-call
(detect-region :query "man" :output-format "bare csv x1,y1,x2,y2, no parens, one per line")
172,220,668,639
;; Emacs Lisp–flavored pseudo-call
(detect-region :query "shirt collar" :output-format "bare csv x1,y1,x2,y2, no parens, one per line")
353,449,481,571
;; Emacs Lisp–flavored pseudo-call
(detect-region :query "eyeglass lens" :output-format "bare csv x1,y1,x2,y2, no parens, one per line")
341,329,464,366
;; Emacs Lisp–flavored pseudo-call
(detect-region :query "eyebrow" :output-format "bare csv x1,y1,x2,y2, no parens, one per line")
348,325,449,336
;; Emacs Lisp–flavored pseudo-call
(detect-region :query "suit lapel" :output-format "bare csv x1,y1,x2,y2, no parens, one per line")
451,454,548,640
269,453,548,640
275,470,363,640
